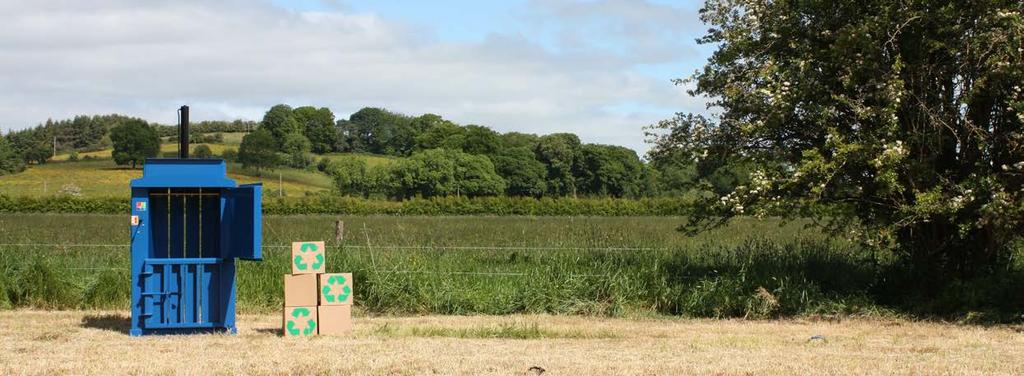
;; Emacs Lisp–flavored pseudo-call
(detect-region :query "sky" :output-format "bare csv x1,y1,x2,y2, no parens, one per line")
0,0,713,154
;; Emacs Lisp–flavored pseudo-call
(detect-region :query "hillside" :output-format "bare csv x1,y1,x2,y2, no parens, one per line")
0,134,396,198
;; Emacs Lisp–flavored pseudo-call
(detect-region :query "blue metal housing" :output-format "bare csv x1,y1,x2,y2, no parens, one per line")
129,159,261,336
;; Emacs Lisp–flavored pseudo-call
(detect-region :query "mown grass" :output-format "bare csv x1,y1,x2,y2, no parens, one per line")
0,213,1021,320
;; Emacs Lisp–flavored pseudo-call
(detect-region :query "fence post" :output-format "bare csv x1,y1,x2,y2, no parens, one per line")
335,219,344,246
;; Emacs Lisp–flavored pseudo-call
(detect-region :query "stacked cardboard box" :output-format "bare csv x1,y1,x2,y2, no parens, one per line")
283,241,354,337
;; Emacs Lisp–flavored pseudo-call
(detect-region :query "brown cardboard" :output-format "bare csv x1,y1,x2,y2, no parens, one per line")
318,273,354,305
291,241,326,274
317,305,352,335
283,274,317,307
283,306,318,337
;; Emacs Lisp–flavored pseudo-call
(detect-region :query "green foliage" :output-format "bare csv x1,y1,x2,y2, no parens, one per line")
238,128,279,175
0,136,26,175
343,107,417,155
109,119,159,168
575,144,644,198
5,256,71,309
0,193,692,216
191,144,213,159
536,133,582,196
260,104,301,148
415,120,465,151
461,125,503,155
263,196,691,216
651,0,1024,276
5,213,1020,319
281,132,312,168
387,149,505,198
81,269,129,309
491,147,547,197
329,157,373,197
221,147,238,162
293,106,335,153
0,194,126,213
501,132,541,149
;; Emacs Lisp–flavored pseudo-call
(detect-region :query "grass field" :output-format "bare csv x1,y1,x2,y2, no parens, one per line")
1,310,1021,375
0,213,884,318
8,136,403,198
1,213,1021,319
321,152,397,168
0,157,333,198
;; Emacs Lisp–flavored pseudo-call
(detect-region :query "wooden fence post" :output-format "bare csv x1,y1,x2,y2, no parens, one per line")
335,219,344,246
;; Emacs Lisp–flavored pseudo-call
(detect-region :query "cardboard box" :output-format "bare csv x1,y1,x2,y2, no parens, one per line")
284,274,318,307
283,306,318,337
291,241,326,274
318,305,352,335
318,273,354,305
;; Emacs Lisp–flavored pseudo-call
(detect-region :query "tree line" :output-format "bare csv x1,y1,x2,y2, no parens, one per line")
1,104,732,199
239,105,654,198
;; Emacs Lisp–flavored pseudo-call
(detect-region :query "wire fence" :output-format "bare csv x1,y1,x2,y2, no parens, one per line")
0,242,663,277
0,243,665,252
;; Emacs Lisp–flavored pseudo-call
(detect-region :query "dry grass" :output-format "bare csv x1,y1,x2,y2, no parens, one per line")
1,311,1021,375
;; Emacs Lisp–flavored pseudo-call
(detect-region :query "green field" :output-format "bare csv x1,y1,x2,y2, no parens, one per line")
1,213,1021,319
4,135,405,199
321,152,397,168
0,159,332,198
1,135,357,198
0,213,866,316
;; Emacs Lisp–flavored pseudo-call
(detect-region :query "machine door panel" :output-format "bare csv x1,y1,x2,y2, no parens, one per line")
221,184,262,261
140,258,221,328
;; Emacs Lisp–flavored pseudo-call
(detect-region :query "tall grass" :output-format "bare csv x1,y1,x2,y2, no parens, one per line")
0,214,1021,319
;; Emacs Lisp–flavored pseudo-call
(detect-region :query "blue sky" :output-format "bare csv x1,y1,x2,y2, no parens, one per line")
0,0,713,154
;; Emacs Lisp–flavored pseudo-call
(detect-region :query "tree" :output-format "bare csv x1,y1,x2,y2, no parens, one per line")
574,144,644,198
328,158,373,197
462,125,503,156
387,149,505,198
535,133,581,197
192,144,213,159
347,107,417,156
221,148,238,162
0,136,26,175
491,146,547,197
109,119,159,168
238,129,279,176
650,0,1024,276
501,132,540,149
415,121,465,151
281,132,313,168
21,143,51,165
260,104,301,148
293,106,335,154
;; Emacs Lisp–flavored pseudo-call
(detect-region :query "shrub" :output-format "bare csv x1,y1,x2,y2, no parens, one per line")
221,148,238,162
192,144,213,159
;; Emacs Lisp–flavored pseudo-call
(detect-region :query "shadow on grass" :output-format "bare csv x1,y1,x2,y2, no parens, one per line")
254,327,283,336
81,313,131,334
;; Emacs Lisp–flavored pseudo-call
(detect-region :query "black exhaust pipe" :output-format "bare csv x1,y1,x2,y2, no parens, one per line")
178,105,189,159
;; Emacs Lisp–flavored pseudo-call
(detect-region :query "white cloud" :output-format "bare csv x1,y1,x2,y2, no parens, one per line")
0,0,707,154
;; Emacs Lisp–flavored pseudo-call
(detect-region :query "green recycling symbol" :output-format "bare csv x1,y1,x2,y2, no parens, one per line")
321,275,351,303
294,242,324,271
286,307,316,336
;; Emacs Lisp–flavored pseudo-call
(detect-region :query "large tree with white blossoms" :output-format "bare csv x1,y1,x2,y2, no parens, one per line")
649,0,1024,276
